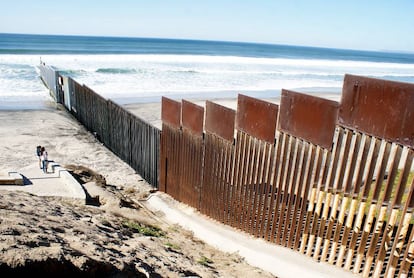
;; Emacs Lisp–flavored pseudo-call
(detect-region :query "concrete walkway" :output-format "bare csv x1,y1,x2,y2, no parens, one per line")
145,192,359,278
0,162,85,199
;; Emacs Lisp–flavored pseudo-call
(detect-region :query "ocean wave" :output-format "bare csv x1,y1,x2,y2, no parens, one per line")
2,53,414,103
3,53,414,69
59,69,88,77
96,68,138,74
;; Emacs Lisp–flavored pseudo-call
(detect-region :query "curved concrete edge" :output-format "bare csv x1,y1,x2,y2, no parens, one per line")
145,193,359,278
7,172,24,185
52,164,86,200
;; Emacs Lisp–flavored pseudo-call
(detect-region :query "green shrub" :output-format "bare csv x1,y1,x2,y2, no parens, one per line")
122,220,165,237
197,256,213,267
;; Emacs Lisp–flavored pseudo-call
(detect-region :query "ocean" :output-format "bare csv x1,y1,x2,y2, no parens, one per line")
1,33,414,108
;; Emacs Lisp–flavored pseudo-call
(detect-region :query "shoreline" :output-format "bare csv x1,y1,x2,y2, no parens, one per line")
0,91,341,131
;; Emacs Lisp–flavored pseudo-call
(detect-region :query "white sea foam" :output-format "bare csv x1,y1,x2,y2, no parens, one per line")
1,54,414,104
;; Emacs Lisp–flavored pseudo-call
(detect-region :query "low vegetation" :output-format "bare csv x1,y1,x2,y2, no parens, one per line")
122,220,165,237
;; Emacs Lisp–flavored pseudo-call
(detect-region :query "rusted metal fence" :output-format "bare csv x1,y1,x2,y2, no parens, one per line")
160,74,414,277
70,79,160,187
39,62,414,277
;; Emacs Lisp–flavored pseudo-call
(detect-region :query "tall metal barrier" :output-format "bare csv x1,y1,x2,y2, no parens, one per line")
38,66,160,187
180,100,205,209
201,101,235,220
232,95,278,236
160,74,414,277
39,63,414,277
71,82,160,188
159,97,182,197
38,63,61,102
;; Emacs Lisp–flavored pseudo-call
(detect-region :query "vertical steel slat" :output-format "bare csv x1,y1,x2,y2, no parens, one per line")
203,135,211,216
328,131,362,264
238,134,252,229
310,128,343,259
372,145,407,277
252,142,266,235
294,143,318,250
315,127,347,260
321,128,355,262
207,135,216,216
280,136,302,246
223,141,234,224
288,140,309,249
262,134,282,240
344,136,381,270
243,138,260,232
233,131,245,227
209,135,219,218
353,140,392,274
361,142,398,278
305,146,332,255
286,139,306,247
300,146,325,253
253,142,272,236
336,133,369,267
247,139,261,233
395,183,414,278
276,135,295,244
237,132,252,229
208,136,218,219
252,140,268,234
269,132,289,242
228,130,242,227
216,140,227,222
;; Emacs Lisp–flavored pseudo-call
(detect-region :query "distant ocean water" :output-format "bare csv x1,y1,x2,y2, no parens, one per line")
1,33,414,107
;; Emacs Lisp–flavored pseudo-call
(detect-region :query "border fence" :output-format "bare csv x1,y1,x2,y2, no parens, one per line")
39,63,414,277
38,64,160,187
160,75,414,278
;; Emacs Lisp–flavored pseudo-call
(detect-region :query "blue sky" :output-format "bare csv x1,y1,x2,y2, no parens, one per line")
1,0,413,52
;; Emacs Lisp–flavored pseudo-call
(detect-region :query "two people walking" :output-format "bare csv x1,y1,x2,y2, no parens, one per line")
36,145,49,173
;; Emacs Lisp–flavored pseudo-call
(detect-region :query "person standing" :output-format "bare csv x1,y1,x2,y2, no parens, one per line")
36,145,42,169
40,147,48,173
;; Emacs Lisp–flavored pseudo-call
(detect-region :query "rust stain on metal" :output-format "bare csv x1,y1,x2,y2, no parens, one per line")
236,94,279,143
161,97,181,128
205,101,236,141
182,100,204,137
339,74,414,148
279,89,339,150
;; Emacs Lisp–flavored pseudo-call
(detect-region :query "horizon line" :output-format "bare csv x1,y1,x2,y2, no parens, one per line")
1,31,413,55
